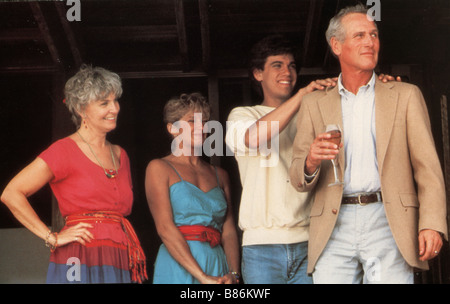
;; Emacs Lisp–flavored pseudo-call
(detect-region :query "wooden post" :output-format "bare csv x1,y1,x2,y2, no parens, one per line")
50,73,72,232
208,73,220,166
441,95,450,238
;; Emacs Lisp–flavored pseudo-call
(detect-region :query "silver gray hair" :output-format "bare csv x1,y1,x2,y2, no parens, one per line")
325,3,375,46
64,64,122,127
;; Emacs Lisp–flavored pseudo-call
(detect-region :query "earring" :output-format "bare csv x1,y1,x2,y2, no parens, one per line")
83,119,87,129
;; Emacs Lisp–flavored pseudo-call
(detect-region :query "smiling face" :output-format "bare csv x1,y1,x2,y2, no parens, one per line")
253,54,297,107
82,93,120,133
182,110,208,148
331,13,379,73
167,109,208,149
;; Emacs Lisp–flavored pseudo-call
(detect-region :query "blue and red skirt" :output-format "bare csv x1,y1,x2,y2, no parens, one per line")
46,211,147,284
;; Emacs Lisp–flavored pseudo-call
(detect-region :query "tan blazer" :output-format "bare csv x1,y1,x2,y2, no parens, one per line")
289,78,447,274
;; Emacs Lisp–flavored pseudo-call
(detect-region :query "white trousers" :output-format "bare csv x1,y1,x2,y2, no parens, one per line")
313,202,414,284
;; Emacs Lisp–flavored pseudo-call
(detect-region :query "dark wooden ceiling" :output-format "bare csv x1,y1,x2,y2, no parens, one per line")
1,0,449,79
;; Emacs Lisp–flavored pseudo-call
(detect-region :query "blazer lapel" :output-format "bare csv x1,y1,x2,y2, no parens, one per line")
317,86,345,174
375,79,398,176
318,86,343,127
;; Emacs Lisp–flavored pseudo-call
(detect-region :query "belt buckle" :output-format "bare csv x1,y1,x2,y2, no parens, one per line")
357,194,367,206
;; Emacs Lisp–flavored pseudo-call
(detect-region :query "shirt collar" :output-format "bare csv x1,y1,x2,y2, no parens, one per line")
338,71,376,96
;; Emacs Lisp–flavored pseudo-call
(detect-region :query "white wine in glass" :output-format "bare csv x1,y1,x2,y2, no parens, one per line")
325,124,344,187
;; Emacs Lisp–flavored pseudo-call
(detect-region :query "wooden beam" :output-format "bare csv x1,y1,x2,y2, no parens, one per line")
54,1,84,68
198,0,211,71
208,73,220,166
84,25,178,42
441,95,450,238
174,0,190,72
51,72,70,231
0,28,42,42
116,66,337,80
29,2,63,70
0,65,59,74
0,66,336,78
322,0,341,69
117,70,207,79
302,0,324,67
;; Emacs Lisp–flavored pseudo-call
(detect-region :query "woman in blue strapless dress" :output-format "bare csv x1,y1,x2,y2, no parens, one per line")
145,93,240,284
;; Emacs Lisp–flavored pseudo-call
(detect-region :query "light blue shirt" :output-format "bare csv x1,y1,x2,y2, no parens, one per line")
338,72,381,195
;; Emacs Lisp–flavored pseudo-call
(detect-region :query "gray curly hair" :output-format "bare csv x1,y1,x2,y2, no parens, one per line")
64,64,122,127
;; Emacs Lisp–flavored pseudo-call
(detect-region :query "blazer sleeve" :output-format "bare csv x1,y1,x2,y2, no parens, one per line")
289,97,320,192
406,85,448,240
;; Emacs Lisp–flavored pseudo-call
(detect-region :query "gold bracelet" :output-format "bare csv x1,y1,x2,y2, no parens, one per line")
51,233,58,253
45,230,57,252
229,271,241,283
44,230,52,248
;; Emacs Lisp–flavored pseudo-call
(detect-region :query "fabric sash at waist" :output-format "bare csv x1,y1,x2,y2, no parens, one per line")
65,211,147,283
178,225,221,248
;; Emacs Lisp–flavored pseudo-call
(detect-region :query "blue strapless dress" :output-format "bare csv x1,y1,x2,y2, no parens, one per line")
152,163,229,284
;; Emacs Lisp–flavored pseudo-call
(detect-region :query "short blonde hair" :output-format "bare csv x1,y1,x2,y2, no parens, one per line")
163,92,211,124
64,64,122,127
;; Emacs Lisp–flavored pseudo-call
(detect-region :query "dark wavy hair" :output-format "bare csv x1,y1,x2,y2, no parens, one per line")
248,35,299,97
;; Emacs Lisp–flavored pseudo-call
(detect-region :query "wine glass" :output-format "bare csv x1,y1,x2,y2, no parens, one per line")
324,124,344,187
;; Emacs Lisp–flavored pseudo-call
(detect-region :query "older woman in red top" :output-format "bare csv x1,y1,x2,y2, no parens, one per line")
1,65,146,283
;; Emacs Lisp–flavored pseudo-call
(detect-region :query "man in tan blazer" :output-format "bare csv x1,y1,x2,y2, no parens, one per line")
289,4,447,283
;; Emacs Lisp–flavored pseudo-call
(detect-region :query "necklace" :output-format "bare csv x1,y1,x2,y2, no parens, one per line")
76,131,118,179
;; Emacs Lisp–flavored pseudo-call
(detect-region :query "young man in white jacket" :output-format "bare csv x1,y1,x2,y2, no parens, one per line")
225,35,336,283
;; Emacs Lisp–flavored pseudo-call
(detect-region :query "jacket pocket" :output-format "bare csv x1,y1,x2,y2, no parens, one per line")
399,193,419,208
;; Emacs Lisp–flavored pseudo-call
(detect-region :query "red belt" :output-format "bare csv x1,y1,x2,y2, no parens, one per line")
65,211,148,284
178,225,221,248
